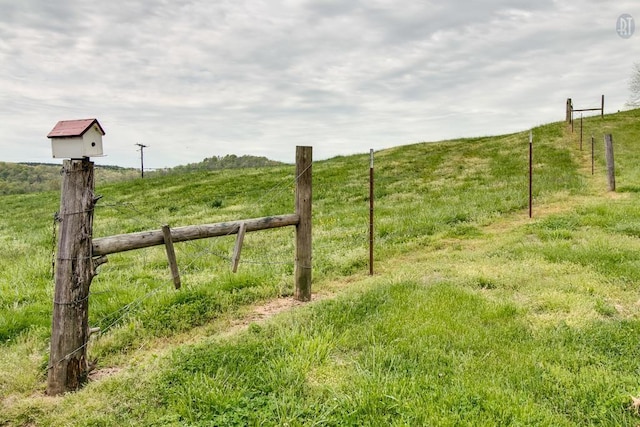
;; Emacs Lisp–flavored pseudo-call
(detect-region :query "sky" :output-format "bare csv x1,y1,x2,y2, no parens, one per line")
1,1,639,168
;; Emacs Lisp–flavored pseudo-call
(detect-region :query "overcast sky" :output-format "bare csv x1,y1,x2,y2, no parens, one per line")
1,1,639,168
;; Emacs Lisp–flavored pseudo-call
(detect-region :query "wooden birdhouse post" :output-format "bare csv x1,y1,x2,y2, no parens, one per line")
46,119,105,395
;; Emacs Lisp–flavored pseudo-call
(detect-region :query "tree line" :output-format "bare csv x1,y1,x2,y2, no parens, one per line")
165,154,284,174
0,155,285,195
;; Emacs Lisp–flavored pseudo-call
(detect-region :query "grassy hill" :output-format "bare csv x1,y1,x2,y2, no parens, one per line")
2,110,640,425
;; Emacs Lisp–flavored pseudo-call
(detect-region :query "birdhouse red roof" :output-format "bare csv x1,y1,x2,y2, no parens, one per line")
47,118,105,138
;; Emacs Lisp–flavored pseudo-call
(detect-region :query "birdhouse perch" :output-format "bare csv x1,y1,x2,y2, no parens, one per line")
47,118,105,159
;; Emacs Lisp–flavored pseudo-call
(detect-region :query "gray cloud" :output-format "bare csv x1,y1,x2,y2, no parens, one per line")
0,0,638,167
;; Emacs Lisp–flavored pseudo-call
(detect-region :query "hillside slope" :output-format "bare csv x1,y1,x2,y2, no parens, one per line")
0,155,286,196
2,109,640,425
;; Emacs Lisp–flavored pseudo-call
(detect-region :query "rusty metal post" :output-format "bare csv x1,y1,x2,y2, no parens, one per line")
369,149,374,276
529,131,533,218
580,114,583,151
591,134,595,175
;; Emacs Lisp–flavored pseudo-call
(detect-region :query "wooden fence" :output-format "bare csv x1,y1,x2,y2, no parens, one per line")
47,146,312,395
565,95,604,127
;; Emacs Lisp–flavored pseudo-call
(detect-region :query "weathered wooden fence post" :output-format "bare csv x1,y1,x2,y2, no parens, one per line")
566,98,572,123
294,146,312,301
162,225,181,289
47,158,97,395
604,134,616,191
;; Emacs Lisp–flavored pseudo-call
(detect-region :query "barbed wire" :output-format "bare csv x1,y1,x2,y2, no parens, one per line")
45,162,315,370
117,159,310,270
97,201,166,228
45,232,220,371
94,280,169,335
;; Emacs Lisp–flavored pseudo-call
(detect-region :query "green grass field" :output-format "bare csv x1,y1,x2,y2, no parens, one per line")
2,109,640,425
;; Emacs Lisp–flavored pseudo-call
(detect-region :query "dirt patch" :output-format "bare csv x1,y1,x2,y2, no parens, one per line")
219,293,335,338
233,297,306,330
88,366,123,382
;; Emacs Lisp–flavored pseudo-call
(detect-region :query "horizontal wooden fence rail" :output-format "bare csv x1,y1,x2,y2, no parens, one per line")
93,214,300,256
572,107,602,112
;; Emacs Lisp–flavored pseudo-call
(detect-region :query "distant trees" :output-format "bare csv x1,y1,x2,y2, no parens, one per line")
170,154,284,173
0,163,60,195
0,163,138,195
627,63,640,108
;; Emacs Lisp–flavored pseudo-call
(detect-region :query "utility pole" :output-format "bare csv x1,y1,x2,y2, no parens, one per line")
135,143,148,178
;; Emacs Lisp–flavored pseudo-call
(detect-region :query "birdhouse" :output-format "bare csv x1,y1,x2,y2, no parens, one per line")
47,118,105,159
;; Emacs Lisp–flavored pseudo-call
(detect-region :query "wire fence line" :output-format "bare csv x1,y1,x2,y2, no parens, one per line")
92,160,313,268
47,267,176,371
46,215,291,372
46,163,313,370
97,201,162,228
94,161,307,231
